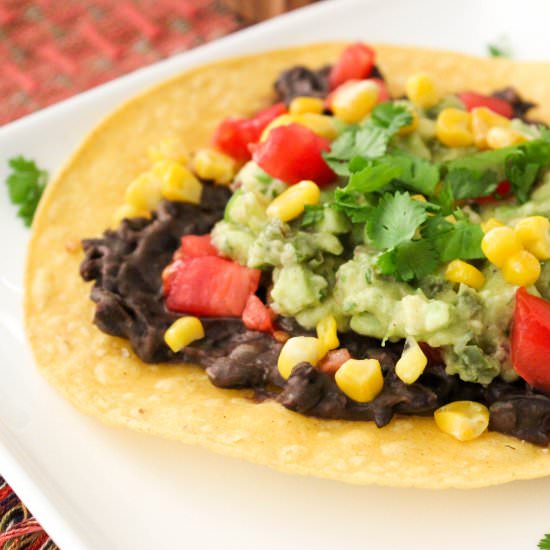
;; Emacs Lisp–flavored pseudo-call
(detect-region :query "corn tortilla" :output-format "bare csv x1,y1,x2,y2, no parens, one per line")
25,43,550,489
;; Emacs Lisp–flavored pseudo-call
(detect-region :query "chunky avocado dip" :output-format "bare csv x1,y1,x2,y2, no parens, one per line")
80,42,550,446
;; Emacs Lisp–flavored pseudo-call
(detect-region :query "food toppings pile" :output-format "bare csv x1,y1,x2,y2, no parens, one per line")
81,43,550,445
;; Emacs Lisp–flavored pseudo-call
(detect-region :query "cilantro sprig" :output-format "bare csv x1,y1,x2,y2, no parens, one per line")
538,533,550,549
5,156,48,226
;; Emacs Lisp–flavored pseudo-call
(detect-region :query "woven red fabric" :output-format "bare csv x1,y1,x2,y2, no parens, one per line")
1,1,245,546
0,0,244,125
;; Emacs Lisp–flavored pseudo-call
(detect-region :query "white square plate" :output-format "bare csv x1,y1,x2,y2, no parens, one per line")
2,1,550,548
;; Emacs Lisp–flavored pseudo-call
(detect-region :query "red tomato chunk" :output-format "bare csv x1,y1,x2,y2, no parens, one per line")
242,294,274,333
511,287,550,393
329,43,376,90
176,234,219,259
458,92,514,118
213,102,287,161
251,123,336,186
165,256,261,317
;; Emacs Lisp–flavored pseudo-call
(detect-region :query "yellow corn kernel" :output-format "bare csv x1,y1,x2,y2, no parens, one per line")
125,172,162,212
164,316,205,353
331,80,379,124
192,148,236,185
335,358,383,403
436,108,473,147
502,250,541,287
289,96,325,115
261,113,337,141
153,159,202,204
481,217,504,233
445,259,485,290
481,226,523,268
486,127,528,150
148,138,190,165
411,194,427,202
316,315,339,357
112,203,149,225
277,336,321,380
405,72,440,109
395,338,428,384
434,401,489,441
470,107,510,149
266,180,321,222
515,216,550,260
398,106,420,136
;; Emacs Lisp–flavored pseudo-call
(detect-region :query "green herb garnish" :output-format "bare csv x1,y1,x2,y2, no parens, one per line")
301,204,325,227
5,156,48,227
538,533,550,549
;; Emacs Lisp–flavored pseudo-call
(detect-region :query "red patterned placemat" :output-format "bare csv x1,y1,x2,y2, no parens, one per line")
0,0,244,125
1,1,245,547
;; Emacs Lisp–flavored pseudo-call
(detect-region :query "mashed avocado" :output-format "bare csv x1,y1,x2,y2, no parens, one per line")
212,100,550,385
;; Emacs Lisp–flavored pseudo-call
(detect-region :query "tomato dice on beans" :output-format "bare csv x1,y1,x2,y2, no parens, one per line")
251,123,336,186
329,43,376,90
175,234,219,259
242,295,274,332
165,256,261,317
511,287,550,393
213,102,287,161
458,92,514,118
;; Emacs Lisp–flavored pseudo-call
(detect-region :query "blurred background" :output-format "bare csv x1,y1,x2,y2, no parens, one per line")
0,0,318,125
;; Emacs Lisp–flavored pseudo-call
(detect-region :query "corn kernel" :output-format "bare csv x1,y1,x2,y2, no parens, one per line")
277,336,322,379
261,113,337,141
502,250,541,287
289,96,325,115
411,194,427,202
125,172,162,212
481,218,504,233
445,260,485,290
471,107,510,149
398,105,420,136
112,203,149,225
436,108,473,147
152,159,202,204
335,358,384,403
434,401,489,441
405,73,440,109
266,180,321,222
486,127,528,150
192,148,236,185
515,216,550,260
331,80,379,124
481,226,523,268
395,338,428,384
316,315,339,357
148,138,190,165
164,316,205,352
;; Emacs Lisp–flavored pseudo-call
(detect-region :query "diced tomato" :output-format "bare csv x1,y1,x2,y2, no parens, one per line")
474,180,512,205
213,102,287,161
242,294,274,332
511,287,550,393
419,342,443,365
251,123,336,186
329,43,376,90
175,234,219,260
457,92,514,118
165,256,261,317
317,348,351,375
325,77,390,111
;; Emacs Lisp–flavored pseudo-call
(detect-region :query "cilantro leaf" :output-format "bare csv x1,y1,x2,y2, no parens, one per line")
333,188,373,222
324,102,414,173
538,534,550,550
378,239,439,282
445,167,499,200
366,192,427,249
347,161,403,193
424,215,484,261
488,44,507,58
5,156,48,227
301,204,325,227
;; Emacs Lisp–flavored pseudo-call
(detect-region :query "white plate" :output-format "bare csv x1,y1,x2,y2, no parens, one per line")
1,0,550,548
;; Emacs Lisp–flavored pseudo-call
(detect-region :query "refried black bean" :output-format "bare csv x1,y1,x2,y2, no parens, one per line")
491,86,537,120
